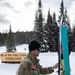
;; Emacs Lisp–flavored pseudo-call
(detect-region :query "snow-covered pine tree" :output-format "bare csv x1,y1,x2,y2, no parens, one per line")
44,9,53,52
34,0,46,52
44,9,58,52
6,25,16,52
52,12,59,52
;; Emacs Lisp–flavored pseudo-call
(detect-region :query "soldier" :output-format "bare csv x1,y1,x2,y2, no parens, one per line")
16,40,55,75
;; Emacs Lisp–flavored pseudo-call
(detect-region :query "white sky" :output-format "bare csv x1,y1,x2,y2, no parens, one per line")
0,0,75,33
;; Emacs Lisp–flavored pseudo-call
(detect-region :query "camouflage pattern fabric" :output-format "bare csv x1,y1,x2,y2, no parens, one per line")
16,53,54,75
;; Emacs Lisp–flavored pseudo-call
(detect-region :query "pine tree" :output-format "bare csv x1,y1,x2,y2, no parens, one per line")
52,12,59,52
46,9,53,25
34,0,45,52
71,24,75,51
58,0,72,51
60,0,64,16
6,25,16,52
44,9,54,52
64,9,72,43
44,9,58,52
0,33,4,46
58,0,64,23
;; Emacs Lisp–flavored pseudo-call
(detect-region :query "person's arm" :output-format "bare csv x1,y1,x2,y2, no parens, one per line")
39,65,54,74
16,62,26,75
16,59,32,75
52,63,58,69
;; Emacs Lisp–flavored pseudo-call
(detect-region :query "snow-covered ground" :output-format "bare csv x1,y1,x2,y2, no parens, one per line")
0,44,75,75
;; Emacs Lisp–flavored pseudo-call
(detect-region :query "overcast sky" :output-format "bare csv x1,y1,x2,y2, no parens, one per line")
0,0,75,33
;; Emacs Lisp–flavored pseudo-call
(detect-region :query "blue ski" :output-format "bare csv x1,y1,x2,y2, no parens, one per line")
61,24,70,75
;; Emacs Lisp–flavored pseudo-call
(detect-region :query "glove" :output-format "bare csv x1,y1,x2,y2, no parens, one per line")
49,67,54,73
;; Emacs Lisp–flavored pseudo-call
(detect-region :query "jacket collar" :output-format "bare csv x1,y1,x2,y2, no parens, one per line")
27,52,39,65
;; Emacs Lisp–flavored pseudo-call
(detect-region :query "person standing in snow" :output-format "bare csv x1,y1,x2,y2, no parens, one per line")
16,40,55,75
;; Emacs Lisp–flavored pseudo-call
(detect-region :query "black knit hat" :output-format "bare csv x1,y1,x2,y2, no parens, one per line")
29,40,41,52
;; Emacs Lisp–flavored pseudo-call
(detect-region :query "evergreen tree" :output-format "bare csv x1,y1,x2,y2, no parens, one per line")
52,12,59,52
60,0,64,16
34,0,45,52
6,25,16,52
64,9,72,44
44,10,58,52
0,33,4,46
71,24,75,51
44,9,54,52
58,0,64,23
2,32,8,46
46,9,53,25
58,0,73,51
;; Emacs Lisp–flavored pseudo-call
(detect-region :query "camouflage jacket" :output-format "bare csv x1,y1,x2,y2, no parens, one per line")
16,53,54,75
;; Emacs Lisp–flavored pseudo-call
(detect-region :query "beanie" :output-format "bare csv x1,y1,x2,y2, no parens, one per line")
29,40,41,52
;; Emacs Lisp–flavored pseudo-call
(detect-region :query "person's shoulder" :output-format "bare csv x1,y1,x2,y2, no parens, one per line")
19,57,30,68
20,57,30,66
22,57,30,63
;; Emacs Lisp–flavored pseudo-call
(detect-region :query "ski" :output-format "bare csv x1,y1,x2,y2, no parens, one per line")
61,24,70,75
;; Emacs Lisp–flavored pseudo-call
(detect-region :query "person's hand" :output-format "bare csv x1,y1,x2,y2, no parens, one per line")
52,63,58,69
49,67,54,73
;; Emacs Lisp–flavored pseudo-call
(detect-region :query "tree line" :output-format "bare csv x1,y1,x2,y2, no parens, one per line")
0,27,34,46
